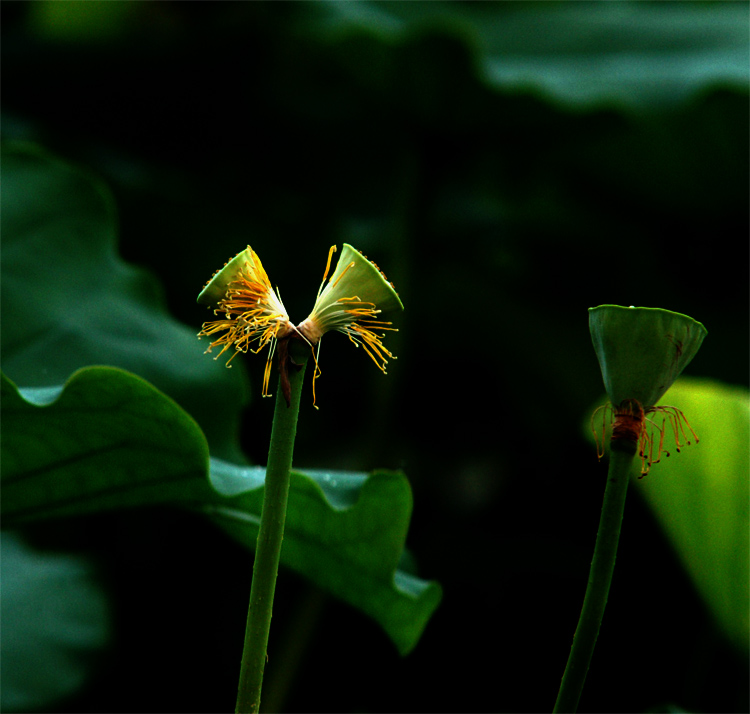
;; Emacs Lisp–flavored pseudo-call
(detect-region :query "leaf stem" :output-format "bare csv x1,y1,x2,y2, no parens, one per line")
235,358,307,714
553,442,635,713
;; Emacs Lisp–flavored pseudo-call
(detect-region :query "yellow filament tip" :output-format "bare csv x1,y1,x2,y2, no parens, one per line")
316,245,338,301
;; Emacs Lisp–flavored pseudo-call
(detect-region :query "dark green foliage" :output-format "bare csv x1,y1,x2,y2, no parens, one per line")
1,368,440,658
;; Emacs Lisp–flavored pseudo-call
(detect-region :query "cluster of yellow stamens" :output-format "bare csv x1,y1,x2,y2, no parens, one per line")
197,248,295,398
591,398,699,477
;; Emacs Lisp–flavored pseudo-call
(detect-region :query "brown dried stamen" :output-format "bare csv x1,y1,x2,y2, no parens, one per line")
611,399,645,443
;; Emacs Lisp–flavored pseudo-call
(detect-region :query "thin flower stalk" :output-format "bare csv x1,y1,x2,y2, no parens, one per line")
556,306,707,713
235,360,307,714
196,244,402,713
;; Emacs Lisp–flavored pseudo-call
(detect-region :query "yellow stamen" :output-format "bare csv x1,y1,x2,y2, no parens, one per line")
331,261,356,290
315,245,338,302
198,252,291,398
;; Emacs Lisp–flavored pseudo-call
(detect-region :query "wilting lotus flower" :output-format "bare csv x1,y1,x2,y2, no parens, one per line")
588,305,707,476
297,244,404,407
197,246,294,398
197,244,403,407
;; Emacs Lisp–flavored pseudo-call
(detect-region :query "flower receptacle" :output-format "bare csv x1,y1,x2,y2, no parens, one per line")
296,244,403,406
589,305,706,476
320,243,404,316
297,244,404,346
589,305,707,408
198,246,258,309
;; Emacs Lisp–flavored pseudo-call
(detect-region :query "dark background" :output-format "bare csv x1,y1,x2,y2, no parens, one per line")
2,2,748,712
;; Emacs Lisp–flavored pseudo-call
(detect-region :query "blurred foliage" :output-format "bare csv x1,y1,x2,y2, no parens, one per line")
0,532,110,713
1,1,748,712
1,142,247,464
634,378,750,654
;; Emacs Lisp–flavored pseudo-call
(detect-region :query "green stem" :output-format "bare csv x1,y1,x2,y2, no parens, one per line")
553,443,635,713
235,360,307,714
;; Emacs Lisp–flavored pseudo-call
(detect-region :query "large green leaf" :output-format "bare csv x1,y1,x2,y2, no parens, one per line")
0,141,248,463
589,377,749,652
208,459,441,656
1,367,441,655
22,1,749,112
638,378,749,653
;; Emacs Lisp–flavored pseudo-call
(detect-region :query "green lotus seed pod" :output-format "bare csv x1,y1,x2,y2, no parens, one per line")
589,305,707,407
297,243,403,346
197,246,261,308
321,243,404,317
